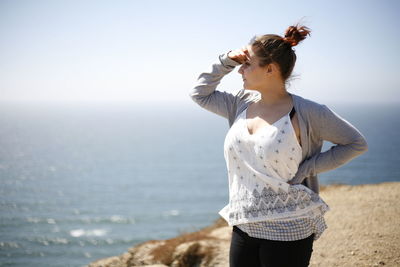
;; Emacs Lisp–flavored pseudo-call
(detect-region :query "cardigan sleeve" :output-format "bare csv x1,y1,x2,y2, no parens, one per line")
189,52,242,119
289,104,368,184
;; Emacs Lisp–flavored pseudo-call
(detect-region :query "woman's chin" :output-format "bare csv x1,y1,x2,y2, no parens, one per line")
243,82,251,90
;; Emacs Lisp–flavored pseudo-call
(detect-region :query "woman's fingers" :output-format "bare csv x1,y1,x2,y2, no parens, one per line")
243,49,250,60
228,47,250,64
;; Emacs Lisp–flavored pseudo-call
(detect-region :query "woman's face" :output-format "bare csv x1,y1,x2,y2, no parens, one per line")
238,45,271,90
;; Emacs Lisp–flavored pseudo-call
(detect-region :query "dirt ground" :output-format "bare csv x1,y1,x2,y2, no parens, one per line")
309,182,400,266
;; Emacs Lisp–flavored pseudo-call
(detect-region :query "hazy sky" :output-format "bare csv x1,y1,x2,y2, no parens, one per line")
0,0,399,105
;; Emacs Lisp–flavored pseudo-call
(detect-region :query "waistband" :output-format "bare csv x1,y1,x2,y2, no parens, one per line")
232,225,315,242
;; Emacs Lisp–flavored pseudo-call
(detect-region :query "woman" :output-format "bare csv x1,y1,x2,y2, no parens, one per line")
189,23,368,267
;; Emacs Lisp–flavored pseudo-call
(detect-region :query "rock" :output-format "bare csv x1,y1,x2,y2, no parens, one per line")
88,252,130,267
88,218,230,267
127,240,167,266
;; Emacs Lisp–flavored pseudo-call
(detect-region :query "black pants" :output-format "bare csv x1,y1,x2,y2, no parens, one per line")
230,226,314,267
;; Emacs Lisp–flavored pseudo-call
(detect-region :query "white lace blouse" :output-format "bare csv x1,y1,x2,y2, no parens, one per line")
221,106,330,241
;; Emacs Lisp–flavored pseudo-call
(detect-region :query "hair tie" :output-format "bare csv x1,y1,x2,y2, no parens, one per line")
282,37,296,47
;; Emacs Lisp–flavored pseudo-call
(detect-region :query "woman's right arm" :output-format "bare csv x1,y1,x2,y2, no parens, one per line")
188,51,243,119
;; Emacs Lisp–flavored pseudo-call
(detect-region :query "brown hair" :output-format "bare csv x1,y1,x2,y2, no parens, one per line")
249,23,311,83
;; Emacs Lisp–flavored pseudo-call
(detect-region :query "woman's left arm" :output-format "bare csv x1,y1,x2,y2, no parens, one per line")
289,104,368,184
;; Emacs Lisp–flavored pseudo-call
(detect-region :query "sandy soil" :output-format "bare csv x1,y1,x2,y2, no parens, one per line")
309,182,400,266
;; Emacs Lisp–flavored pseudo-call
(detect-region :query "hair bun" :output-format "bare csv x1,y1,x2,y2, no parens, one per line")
283,24,311,47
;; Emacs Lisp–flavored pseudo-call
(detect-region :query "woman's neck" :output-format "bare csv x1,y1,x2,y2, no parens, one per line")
256,87,291,106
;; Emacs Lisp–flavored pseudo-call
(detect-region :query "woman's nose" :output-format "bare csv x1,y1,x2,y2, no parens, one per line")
238,65,244,74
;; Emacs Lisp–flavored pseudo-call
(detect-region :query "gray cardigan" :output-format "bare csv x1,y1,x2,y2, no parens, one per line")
189,52,368,194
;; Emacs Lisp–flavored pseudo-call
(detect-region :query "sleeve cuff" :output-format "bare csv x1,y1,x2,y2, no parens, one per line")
219,51,242,68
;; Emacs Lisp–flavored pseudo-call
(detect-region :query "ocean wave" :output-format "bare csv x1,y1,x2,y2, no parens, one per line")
70,228,108,237
162,209,180,217
24,215,136,225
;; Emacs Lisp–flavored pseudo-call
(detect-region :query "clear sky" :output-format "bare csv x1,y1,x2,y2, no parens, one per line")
0,0,399,105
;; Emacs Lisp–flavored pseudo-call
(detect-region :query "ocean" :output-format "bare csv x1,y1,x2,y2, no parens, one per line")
0,100,399,267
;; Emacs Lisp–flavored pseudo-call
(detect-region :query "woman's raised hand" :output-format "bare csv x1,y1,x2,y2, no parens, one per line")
227,47,250,64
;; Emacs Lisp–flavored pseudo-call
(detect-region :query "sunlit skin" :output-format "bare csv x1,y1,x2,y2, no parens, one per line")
228,45,302,151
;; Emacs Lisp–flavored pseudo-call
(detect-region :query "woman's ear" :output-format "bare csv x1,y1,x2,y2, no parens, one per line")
266,64,273,75
267,63,280,75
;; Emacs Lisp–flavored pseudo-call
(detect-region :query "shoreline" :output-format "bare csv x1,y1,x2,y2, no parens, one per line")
88,182,400,267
